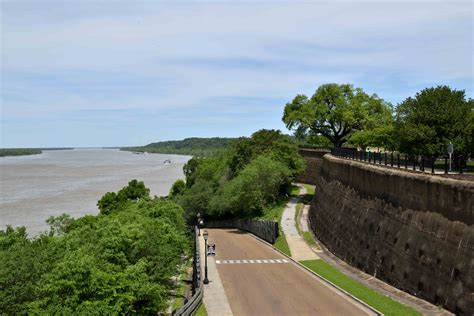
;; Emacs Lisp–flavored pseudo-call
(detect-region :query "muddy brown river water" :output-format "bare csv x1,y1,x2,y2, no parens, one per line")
0,149,190,236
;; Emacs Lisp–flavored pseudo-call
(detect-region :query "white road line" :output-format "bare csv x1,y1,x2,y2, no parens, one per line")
215,259,290,264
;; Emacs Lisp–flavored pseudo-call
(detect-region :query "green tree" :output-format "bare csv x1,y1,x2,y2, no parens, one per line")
394,86,473,156
227,129,305,178
283,83,392,147
169,179,186,197
209,155,291,218
97,180,150,215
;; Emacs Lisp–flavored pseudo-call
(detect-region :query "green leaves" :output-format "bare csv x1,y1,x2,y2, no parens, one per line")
394,86,473,156
283,83,393,148
97,179,150,215
176,129,303,220
0,187,190,314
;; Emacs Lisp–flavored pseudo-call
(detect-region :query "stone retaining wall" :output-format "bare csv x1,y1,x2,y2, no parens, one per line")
310,155,474,315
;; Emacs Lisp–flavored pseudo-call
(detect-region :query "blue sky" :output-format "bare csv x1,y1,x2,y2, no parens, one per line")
1,0,472,147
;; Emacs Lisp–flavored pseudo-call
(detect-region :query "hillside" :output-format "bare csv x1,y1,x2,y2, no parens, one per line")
122,137,237,157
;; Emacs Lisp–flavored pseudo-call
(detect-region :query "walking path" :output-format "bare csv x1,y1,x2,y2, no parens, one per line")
199,234,233,316
281,185,319,261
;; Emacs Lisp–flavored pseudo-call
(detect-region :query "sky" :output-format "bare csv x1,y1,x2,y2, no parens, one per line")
1,0,472,148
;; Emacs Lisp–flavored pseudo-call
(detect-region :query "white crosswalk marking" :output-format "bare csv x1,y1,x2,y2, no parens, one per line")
215,259,290,265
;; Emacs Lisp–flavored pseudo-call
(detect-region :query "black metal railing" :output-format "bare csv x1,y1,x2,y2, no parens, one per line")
331,147,467,174
172,226,203,316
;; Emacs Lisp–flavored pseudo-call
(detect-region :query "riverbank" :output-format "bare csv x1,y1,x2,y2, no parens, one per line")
0,149,190,235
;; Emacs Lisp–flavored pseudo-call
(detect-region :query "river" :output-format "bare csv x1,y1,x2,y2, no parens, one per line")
0,149,190,236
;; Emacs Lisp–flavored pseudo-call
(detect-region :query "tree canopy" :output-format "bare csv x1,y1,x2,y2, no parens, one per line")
173,129,305,220
394,86,473,156
283,83,392,148
0,182,190,315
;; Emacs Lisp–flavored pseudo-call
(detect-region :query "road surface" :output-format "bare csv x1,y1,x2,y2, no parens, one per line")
206,228,375,316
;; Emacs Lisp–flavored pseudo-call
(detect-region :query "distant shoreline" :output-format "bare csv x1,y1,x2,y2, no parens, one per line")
0,147,74,157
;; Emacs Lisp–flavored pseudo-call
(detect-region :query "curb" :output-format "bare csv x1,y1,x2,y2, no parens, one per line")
248,232,384,316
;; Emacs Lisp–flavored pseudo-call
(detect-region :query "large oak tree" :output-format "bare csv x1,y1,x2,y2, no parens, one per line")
283,83,392,148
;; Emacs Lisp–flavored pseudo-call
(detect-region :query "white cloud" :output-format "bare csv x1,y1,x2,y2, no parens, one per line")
0,0,472,146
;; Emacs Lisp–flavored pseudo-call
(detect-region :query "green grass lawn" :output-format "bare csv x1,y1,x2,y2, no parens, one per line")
274,232,291,257
195,303,208,316
290,184,300,196
259,198,292,256
303,184,315,195
300,260,420,316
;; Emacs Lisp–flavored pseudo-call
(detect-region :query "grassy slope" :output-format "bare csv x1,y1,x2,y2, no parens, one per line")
195,303,208,316
260,198,291,256
300,260,420,316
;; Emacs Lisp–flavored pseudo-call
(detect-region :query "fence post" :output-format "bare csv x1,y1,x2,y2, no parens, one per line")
384,153,387,165
444,156,448,174
397,154,400,168
378,152,382,164
413,155,417,171
459,155,464,174
431,156,435,174
390,153,393,167
405,155,408,169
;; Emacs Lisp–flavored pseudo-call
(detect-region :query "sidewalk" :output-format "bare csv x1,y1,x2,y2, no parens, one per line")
281,185,319,261
198,233,233,316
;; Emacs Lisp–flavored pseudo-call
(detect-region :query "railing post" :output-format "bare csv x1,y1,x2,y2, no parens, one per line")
405,155,408,169
390,152,393,167
459,155,464,174
379,152,382,164
397,154,400,168
413,155,417,171
421,156,425,172
384,152,387,165
431,156,435,174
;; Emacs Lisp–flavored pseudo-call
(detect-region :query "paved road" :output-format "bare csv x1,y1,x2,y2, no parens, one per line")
206,228,375,316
